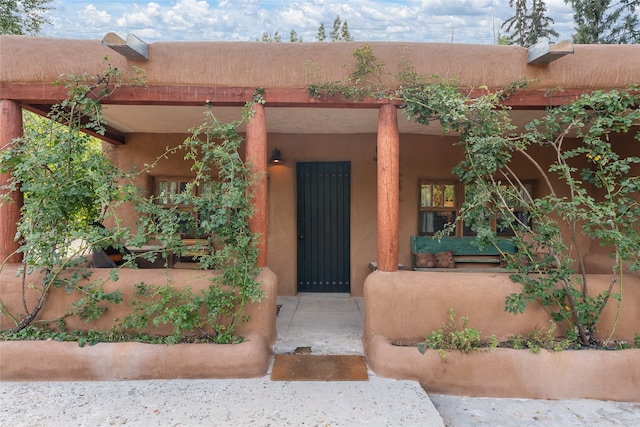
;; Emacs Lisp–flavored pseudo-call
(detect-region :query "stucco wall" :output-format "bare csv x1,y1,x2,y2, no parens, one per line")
106,129,618,296
363,270,640,344
2,36,640,91
0,265,278,345
363,270,640,401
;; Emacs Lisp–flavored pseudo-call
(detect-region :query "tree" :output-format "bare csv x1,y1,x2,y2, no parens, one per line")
341,20,354,42
258,31,282,42
0,67,128,333
326,15,354,41
0,0,53,35
317,22,327,42
497,34,510,45
258,30,303,43
260,16,354,43
502,0,559,47
290,29,302,42
565,0,640,43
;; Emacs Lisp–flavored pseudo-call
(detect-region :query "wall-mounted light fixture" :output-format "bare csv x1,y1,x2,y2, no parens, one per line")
269,148,284,164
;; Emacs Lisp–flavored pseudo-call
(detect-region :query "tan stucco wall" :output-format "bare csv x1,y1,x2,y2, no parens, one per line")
0,265,278,345
106,129,615,296
0,265,277,381
2,36,640,91
364,271,640,343
367,335,640,401
363,271,640,401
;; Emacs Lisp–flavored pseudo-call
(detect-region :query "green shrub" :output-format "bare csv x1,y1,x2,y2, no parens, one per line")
418,308,497,360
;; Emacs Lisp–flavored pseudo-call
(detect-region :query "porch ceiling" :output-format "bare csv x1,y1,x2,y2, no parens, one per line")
99,105,545,137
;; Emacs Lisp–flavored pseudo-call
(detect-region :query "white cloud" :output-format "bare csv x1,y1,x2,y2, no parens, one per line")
44,0,576,44
78,5,112,26
116,3,162,28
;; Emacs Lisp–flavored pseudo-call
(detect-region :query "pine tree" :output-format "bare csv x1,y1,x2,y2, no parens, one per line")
290,29,302,43
330,16,342,41
502,0,559,47
317,22,326,41
341,21,354,41
566,0,640,43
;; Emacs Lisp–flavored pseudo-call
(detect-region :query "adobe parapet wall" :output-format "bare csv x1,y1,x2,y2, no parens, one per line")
1,36,639,91
0,266,277,380
363,270,640,401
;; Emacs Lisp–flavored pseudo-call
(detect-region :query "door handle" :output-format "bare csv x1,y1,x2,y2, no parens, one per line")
299,235,304,240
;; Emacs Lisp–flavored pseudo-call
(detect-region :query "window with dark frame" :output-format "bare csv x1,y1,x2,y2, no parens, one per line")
418,180,535,237
496,182,535,236
418,181,458,236
155,177,214,238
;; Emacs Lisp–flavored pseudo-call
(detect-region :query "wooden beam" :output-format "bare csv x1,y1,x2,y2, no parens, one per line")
376,104,400,272
246,103,268,268
23,104,126,145
1,83,595,109
0,100,24,263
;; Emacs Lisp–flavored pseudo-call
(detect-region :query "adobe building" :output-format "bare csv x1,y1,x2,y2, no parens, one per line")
2,36,639,295
1,36,640,397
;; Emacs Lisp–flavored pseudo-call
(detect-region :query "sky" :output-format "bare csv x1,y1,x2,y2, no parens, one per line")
44,0,577,45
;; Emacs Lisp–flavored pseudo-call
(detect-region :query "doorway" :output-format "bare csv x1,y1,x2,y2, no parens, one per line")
296,162,351,292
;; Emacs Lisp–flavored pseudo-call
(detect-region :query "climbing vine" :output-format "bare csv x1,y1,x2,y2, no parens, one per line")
309,44,640,347
0,64,263,344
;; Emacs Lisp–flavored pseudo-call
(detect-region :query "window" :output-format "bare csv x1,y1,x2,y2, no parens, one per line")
156,178,192,206
418,181,458,236
155,177,213,237
418,180,535,237
496,182,534,236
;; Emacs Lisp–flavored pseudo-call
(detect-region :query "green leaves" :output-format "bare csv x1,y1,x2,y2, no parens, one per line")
420,308,497,360
390,42,638,346
122,101,263,343
1,63,261,344
450,87,640,346
311,45,638,347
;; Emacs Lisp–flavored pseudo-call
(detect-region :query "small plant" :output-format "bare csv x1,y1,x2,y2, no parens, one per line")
116,282,245,344
510,334,525,350
418,308,497,360
526,322,571,353
307,44,390,101
504,322,571,353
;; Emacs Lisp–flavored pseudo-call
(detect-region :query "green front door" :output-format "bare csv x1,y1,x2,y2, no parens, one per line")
296,162,351,292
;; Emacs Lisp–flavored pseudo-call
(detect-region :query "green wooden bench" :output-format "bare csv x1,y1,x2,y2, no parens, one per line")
410,235,517,271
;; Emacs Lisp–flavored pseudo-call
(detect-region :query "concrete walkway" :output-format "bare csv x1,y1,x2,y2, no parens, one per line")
1,293,639,426
274,293,365,355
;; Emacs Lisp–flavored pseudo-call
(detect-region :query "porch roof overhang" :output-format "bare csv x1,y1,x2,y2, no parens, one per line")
0,83,590,145
2,37,639,145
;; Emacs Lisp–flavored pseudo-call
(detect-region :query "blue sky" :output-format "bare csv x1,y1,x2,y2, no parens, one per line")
45,0,576,44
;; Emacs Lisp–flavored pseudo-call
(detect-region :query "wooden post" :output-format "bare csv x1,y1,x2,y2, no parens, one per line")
376,104,400,272
0,100,23,263
245,103,268,268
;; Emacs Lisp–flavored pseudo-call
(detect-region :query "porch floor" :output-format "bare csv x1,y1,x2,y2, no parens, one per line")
274,292,364,355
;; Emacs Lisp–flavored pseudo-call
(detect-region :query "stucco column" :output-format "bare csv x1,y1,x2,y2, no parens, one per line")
0,100,24,264
246,103,268,268
376,104,400,272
